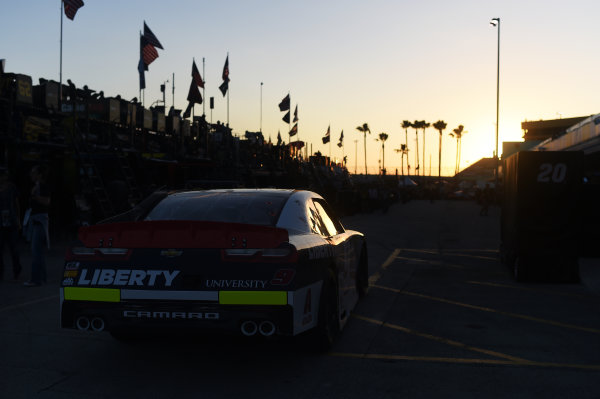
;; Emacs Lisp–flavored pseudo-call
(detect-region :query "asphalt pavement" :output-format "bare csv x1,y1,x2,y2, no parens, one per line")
1,200,599,398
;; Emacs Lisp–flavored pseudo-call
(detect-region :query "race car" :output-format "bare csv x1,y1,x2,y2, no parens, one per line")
60,189,368,348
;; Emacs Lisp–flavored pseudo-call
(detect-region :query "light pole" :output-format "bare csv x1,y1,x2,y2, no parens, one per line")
260,82,263,133
490,17,500,188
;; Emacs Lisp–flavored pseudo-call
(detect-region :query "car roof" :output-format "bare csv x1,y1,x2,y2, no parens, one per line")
167,188,296,197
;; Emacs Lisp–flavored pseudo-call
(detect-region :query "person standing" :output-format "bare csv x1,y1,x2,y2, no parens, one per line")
0,167,22,281
24,165,50,287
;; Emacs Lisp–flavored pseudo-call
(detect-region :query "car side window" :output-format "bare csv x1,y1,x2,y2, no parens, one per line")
313,200,343,236
308,200,329,236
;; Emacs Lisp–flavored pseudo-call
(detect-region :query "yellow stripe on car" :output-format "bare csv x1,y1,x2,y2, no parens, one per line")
64,287,121,302
219,291,288,305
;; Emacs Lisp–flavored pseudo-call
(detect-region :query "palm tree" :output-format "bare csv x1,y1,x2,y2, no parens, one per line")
356,123,370,174
421,121,430,176
433,120,447,178
412,120,423,176
394,144,407,176
449,125,465,175
378,132,388,174
401,120,411,175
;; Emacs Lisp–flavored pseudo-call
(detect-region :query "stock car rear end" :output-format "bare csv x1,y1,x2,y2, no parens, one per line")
60,189,368,348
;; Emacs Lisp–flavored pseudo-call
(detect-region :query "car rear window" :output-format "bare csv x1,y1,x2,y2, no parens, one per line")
144,191,290,226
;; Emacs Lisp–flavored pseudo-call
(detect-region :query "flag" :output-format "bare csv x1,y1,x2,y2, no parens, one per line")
141,35,158,67
143,22,164,49
222,55,230,82
219,55,229,96
337,130,344,147
183,102,193,119
63,0,84,20
192,60,204,88
282,111,290,124
138,58,146,90
278,94,290,111
289,123,298,137
187,80,202,104
293,105,298,122
322,125,331,144
277,131,282,146
219,81,228,97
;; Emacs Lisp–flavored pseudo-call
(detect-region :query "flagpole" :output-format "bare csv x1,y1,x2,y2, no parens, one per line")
172,72,175,110
329,128,332,161
260,82,263,133
288,92,291,156
202,57,206,116
139,31,144,107
226,52,229,127
288,93,291,134
192,58,196,119
59,0,63,109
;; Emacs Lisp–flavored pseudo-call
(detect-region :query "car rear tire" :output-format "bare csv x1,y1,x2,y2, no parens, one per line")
312,278,340,352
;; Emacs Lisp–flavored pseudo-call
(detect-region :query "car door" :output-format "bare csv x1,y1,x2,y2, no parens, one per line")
311,198,357,324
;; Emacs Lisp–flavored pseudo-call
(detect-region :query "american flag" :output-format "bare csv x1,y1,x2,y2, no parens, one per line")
140,35,158,67
63,0,84,20
143,22,164,50
192,60,204,88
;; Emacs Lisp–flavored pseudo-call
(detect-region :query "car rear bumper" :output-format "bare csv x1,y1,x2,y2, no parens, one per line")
61,299,294,336
59,286,299,336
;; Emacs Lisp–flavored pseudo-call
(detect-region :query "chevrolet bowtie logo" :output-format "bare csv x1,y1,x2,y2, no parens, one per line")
160,249,183,258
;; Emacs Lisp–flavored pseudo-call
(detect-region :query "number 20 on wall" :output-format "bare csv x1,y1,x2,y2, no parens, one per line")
537,163,567,183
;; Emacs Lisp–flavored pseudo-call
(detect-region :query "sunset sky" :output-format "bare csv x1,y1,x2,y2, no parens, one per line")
2,0,600,175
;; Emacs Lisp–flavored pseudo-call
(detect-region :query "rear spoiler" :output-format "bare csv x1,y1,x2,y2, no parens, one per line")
78,220,289,249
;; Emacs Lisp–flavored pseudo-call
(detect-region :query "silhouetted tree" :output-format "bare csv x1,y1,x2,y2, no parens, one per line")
449,125,465,175
356,123,371,174
401,120,411,174
394,145,407,176
378,132,388,174
420,121,430,176
412,120,423,176
433,120,447,178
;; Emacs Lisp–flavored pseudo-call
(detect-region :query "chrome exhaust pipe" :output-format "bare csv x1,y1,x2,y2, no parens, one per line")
76,316,90,331
258,320,276,337
240,320,258,336
90,317,105,332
